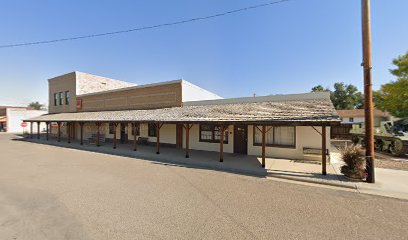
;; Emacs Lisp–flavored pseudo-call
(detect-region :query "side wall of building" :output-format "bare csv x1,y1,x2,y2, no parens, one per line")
181,81,222,102
182,124,234,153
76,72,136,95
48,72,77,114
57,123,177,146
247,125,330,160
7,108,47,133
181,125,329,159
52,122,330,161
77,82,183,112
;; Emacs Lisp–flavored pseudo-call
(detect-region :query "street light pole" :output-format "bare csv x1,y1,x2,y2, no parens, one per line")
362,0,375,183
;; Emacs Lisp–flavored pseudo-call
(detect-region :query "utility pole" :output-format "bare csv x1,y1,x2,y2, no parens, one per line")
362,0,375,183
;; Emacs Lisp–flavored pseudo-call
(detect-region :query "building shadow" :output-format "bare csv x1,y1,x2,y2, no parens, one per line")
12,135,355,185
13,135,269,179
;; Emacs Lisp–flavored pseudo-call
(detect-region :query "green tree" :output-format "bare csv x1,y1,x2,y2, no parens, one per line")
311,85,326,92
374,52,408,117
331,83,364,110
312,83,363,110
354,91,364,109
28,101,45,110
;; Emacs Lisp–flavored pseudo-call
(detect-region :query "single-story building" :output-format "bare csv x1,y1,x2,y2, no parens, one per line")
25,72,340,174
331,108,392,139
0,106,47,133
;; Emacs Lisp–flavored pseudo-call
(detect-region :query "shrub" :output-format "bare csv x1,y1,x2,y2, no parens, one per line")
340,144,366,179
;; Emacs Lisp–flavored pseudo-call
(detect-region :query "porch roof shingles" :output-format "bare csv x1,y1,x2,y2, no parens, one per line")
25,98,340,124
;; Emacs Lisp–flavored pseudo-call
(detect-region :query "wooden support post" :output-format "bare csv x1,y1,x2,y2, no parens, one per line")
67,122,71,143
156,123,163,154
219,125,225,162
30,122,33,139
37,122,40,139
113,123,118,149
46,122,49,141
80,122,84,145
57,122,61,142
185,124,192,158
262,125,266,168
322,125,327,175
96,123,101,147
133,122,137,151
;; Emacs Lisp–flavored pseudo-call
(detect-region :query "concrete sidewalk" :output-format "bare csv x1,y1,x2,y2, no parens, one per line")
331,146,408,200
18,136,355,185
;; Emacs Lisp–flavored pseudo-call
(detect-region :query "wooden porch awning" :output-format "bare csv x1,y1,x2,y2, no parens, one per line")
24,97,341,126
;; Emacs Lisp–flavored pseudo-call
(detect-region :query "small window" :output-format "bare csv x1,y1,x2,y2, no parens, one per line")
59,92,63,105
65,91,70,105
148,123,157,137
54,93,58,106
253,126,295,148
349,117,354,122
199,124,228,143
132,123,140,136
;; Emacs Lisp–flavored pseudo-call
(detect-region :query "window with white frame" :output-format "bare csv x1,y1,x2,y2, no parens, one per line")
253,126,295,148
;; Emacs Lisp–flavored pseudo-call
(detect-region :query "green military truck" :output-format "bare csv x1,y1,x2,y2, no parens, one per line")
350,118,408,156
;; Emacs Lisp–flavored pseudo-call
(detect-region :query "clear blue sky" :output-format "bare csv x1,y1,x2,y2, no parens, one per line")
0,0,407,106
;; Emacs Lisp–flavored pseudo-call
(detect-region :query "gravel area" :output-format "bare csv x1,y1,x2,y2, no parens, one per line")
376,153,408,171
332,140,408,171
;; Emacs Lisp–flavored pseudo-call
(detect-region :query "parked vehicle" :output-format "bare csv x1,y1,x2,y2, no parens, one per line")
350,118,408,156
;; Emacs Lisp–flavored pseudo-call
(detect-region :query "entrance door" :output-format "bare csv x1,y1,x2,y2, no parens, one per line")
234,125,248,154
176,124,183,148
120,123,128,143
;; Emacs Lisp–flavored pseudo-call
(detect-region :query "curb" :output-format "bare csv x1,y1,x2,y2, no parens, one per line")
265,173,358,190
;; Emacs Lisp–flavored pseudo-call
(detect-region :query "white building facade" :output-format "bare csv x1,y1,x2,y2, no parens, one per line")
0,107,47,133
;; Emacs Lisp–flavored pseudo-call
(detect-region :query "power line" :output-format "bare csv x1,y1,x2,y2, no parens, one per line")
0,0,290,49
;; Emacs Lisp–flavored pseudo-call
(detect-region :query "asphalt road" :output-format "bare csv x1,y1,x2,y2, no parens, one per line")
1,134,407,240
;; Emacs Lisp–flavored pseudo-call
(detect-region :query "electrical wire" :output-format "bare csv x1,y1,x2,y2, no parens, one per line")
0,0,290,49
